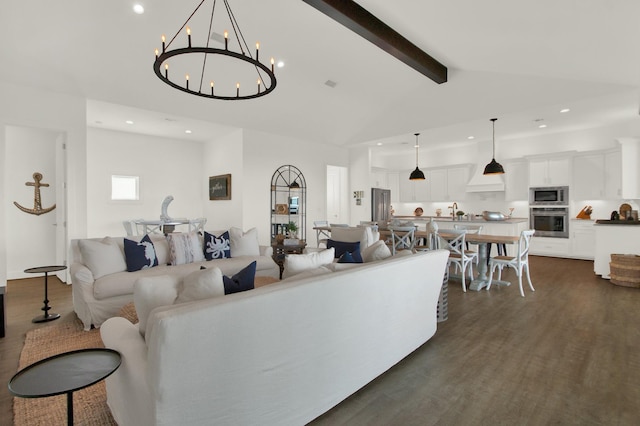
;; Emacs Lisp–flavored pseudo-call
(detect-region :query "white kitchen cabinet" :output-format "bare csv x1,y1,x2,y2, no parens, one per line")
387,172,400,203
429,169,448,201
504,160,529,201
573,154,605,200
594,223,640,278
604,149,622,199
371,168,388,189
529,236,570,257
529,157,570,186
447,167,469,201
428,166,469,202
398,172,430,202
570,219,595,259
572,150,621,200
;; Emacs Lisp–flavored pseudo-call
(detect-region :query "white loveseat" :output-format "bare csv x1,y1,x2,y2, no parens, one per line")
100,249,449,426
70,231,279,330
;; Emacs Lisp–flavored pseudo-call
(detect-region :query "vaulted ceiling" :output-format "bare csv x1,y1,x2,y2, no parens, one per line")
2,0,639,152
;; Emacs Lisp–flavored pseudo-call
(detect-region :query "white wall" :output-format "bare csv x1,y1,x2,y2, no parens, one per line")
242,129,349,246
1,82,87,287
202,129,244,231
349,146,371,225
4,126,59,278
86,127,205,237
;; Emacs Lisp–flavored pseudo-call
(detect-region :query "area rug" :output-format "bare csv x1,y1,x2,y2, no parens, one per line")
13,319,119,425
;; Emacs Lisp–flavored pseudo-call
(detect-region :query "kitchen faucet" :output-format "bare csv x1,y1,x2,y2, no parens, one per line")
448,202,458,218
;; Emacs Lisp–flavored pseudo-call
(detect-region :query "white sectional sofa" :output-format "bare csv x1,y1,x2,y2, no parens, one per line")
100,249,449,426
70,230,279,330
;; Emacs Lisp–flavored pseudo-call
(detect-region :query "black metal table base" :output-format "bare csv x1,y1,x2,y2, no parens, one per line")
24,266,67,324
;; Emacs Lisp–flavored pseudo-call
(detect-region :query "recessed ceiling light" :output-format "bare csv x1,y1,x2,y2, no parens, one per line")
277,61,285,68
185,130,192,134
467,136,475,140
133,4,144,14
376,142,383,146
125,120,134,125
539,124,547,128
560,108,570,113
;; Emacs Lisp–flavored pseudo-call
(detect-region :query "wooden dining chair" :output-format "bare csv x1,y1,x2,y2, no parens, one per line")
388,226,416,255
486,230,535,297
440,229,478,292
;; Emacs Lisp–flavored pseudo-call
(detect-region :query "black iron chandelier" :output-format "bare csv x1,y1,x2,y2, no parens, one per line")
153,0,277,100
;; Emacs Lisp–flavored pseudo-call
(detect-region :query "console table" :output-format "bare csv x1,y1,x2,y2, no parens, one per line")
272,241,307,278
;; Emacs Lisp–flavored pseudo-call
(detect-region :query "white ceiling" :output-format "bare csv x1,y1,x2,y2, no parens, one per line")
2,0,639,153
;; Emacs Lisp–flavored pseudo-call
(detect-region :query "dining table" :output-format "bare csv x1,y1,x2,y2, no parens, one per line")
379,229,519,291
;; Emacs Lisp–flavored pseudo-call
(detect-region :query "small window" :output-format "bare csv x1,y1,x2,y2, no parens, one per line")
111,175,139,201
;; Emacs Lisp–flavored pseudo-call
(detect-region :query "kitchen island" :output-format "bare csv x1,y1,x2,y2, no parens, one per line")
594,221,640,279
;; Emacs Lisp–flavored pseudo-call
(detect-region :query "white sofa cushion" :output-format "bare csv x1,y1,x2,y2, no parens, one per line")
361,240,392,263
282,247,335,279
78,237,126,280
281,265,332,282
229,227,260,256
167,232,205,265
329,226,377,250
134,275,180,337
175,267,225,304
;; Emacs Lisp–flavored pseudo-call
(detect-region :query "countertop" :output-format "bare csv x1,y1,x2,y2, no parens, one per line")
595,219,640,225
391,215,528,224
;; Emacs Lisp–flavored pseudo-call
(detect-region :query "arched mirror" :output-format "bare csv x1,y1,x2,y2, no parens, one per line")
270,165,306,243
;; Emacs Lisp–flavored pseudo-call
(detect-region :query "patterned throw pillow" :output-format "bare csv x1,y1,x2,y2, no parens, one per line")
223,261,256,295
167,232,205,265
124,234,159,272
203,231,231,260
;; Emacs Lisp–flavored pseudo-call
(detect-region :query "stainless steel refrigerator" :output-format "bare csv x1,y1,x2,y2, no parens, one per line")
371,188,391,222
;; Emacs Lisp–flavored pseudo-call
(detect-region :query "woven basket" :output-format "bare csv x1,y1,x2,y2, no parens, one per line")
609,254,640,288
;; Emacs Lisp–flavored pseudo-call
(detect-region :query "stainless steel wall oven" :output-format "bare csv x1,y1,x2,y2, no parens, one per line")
529,207,569,238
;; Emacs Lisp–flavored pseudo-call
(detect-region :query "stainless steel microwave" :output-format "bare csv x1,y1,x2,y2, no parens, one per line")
529,186,569,206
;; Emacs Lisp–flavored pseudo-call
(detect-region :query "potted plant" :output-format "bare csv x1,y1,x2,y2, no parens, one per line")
456,210,465,221
286,221,299,239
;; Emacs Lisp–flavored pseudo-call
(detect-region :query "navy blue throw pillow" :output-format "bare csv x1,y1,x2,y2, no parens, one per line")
124,234,159,272
204,231,231,260
223,261,256,295
337,250,363,263
327,239,361,259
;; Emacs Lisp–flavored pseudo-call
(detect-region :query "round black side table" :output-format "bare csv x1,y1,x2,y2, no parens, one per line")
24,265,67,323
8,348,121,425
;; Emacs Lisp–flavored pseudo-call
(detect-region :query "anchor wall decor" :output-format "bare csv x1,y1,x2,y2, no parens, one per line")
14,172,56,215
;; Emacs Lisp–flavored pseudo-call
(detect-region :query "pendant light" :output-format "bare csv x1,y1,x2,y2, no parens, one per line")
483,118,505,175
409,133,426,180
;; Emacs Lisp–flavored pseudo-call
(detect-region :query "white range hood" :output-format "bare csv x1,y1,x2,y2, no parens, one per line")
465,139,505,192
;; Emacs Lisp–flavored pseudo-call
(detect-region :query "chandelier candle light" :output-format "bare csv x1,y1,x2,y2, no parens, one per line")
153,0,277,100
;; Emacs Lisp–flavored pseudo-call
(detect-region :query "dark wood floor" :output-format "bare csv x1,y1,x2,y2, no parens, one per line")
1,256,639,425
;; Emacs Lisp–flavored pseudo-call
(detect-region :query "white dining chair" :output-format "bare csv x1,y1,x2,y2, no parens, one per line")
441,229,478,292
122,219,143,237
313,220,330,247
454,224,483,264
188,217,207,234
486,230,536,297
388,226,416,255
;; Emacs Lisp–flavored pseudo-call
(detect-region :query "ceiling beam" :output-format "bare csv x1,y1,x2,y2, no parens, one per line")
301,0,447,84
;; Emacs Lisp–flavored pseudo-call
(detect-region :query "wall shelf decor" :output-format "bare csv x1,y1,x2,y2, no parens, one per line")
270,165,306,243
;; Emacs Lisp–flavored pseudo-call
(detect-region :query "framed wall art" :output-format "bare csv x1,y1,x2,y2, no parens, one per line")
209,174,231,200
